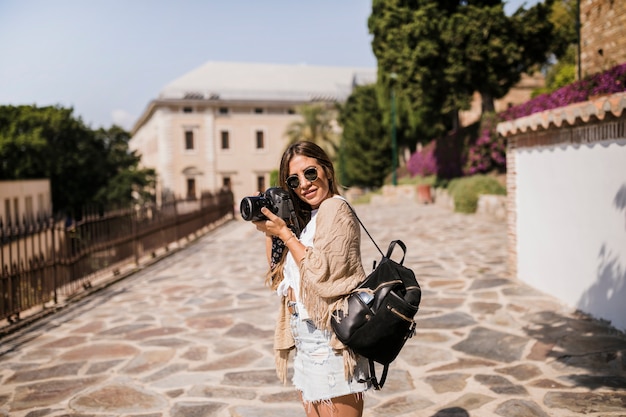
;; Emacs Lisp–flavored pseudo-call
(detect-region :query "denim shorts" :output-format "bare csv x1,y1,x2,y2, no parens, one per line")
289,302,370,403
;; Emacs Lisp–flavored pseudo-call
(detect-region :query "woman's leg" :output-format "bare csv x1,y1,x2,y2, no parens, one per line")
299,391,321,417
315,393,364,417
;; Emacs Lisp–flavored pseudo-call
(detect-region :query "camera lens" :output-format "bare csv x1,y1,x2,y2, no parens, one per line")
240,197,254,221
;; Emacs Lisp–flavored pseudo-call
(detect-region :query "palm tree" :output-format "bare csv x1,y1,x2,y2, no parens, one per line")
285,104,339,157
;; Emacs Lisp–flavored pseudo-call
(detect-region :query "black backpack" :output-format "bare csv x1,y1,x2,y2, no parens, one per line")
331,205,422,390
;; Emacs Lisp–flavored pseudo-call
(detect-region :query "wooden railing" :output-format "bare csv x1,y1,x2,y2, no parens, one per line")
0,190,234,328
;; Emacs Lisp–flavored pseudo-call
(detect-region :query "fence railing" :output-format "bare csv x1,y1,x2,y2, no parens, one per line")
0,189,234,327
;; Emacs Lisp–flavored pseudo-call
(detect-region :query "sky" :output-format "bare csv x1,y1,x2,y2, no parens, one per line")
0,0,539,132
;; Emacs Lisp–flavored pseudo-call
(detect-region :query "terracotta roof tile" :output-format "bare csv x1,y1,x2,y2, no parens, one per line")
497,91,626,137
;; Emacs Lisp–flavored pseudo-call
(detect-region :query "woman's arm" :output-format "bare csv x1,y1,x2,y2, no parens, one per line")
255,207,306,263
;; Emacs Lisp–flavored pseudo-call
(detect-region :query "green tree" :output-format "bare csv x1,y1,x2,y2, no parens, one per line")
546,0,579,60
369,1,454,148
0,105,154,216
369,0,554,136
338,84,389,188
92,125,156,207
285,104,338,157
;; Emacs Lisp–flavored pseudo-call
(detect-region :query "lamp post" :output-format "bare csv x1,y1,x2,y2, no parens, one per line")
390,73,398,186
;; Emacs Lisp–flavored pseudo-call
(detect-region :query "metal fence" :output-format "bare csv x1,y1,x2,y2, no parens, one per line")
0,189,234,326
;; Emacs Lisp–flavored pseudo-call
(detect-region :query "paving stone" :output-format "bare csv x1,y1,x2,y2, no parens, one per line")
192,349,262,371
222,369,283,387
170,401,227,417
413,331,451,343
543,391,626,413
495,364,542,381
367,368,414,395
420,297,466,310
126,327,186,340
468,278,511,290
423,373,470,393
60,343,139,361
120,349,176,374
495,399,550,417
443,393,495,411
557,374,626,390
185,315,234,330
11,377,104,411
40,336,87,348
8,362,85,383
230,406,303,417
140,337,191,348
188,385,257,400
401,345,454,367
224,322,274,339
370,394,434,416
469,301,502,315
429,358,497,372
181,346,208,361
453,326,529,363
259,390,300,403
86,360,123,375
417,312,477,329
528,379,569,389
69,383,167,413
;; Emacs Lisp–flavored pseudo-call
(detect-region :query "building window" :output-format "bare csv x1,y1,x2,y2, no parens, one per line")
183,106,193,113
187,178,196,200
257,176,265,193
221,130,230,149
254,108,263,114
185,130,194,150
219,107,229,114
223,177,231,190
255,130,264,149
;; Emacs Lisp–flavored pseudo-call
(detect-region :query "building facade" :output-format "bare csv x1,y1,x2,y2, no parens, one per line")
0,179,52,225
130,62,376,207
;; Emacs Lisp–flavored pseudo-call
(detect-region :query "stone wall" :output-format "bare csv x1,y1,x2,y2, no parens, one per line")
581,0,626,76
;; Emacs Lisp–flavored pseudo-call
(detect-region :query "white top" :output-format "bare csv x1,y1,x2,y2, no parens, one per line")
277,209,318,303
276,195,346,317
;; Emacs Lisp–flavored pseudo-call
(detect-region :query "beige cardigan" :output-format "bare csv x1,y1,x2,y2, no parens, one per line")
274,197,366,383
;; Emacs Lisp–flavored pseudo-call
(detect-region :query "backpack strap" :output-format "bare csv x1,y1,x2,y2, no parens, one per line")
359,359,389,390
344,202,384,258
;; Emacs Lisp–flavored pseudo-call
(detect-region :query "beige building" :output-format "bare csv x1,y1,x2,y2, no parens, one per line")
0,179,52,225
130,61,376,206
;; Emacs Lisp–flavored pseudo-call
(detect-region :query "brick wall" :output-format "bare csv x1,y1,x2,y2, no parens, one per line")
581,0,626,76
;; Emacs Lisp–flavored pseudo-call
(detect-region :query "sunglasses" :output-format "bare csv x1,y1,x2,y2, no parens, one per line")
286,167,318,189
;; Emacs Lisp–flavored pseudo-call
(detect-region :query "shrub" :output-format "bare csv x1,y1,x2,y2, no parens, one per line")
500,62,626,121
464,113,506,176
448,175,506,213
407,140,438,176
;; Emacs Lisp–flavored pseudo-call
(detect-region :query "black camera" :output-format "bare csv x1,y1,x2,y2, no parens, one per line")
240,187,295,223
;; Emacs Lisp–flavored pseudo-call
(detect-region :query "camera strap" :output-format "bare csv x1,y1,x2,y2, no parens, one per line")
286,198,301,236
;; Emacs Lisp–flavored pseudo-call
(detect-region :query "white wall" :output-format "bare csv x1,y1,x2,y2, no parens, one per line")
516,139,626,332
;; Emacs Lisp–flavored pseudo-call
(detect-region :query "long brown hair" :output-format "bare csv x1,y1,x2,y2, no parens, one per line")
266,141,341,288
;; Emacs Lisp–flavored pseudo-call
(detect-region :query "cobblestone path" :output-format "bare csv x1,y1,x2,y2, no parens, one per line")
1,200,625,417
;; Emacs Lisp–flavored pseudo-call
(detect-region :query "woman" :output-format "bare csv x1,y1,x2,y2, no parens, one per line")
251,141,370,417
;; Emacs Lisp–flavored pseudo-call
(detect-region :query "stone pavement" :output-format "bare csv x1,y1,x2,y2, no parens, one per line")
0,200,625,417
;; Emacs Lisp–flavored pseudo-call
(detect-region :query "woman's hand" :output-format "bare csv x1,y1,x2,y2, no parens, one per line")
253,207,290,240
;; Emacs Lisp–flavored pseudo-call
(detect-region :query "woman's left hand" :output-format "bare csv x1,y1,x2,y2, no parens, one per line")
253,207,288,238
